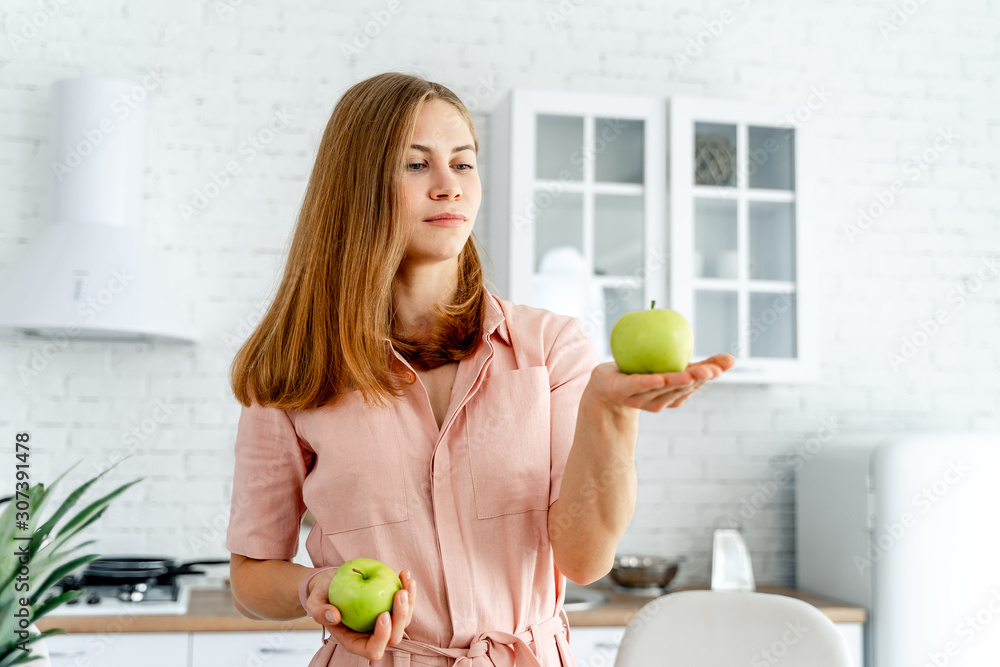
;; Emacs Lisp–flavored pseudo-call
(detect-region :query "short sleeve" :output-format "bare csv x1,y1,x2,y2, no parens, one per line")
225,401,315,560
546,316,600,505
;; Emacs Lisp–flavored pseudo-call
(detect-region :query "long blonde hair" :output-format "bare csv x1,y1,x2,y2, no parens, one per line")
230,72,489,411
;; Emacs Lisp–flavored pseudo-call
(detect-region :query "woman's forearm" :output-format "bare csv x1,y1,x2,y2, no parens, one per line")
230,555,314,620
549,386,640,585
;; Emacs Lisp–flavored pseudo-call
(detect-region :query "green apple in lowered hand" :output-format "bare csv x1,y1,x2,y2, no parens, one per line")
610,301,693,374
327,557,403,633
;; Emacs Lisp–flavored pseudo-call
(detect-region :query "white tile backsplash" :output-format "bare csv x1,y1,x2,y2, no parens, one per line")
1,0,998,589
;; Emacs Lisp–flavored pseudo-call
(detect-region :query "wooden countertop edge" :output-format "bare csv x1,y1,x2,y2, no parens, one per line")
35,613,324,634
35,588,326,634
662,584,865,624
36,583,866,634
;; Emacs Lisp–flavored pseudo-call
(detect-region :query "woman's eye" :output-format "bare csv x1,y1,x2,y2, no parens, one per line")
406,162,474,171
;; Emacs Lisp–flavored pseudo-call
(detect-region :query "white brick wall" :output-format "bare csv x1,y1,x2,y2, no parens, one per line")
1,0,998,590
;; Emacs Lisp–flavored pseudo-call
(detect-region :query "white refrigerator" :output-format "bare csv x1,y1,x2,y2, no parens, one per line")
796,432,1000,667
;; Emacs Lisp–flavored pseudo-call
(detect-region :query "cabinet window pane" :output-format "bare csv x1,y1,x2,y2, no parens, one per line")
695,290,738,357
536,115,584,181
531,275,594,323
595,195,644,276
534,191,584,272
748,126,795,190
749,201,796,281
602,285,645,359
594,118,644,184
749,292,797,358
694,123,737,187
694,198,738,279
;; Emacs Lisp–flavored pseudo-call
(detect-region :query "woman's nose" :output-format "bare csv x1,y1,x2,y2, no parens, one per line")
430,170,461,199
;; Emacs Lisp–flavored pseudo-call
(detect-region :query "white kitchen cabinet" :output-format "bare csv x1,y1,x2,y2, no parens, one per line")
44,632,191,667
489,90,668,361
569,625,625,667
490,91,815,383
668,97,816,383
836,622,864,667
191,630,321,667
37,624,858,666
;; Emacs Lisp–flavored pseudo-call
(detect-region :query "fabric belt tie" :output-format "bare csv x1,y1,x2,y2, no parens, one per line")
307,608,572,667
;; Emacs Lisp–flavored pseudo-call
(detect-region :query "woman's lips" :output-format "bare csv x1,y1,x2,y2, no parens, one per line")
424,216,467,228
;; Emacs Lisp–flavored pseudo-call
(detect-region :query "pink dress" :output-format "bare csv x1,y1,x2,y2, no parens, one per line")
226,292,600,667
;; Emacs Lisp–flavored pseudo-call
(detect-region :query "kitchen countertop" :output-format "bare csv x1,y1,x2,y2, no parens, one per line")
565,580,866,626
36,579,865,634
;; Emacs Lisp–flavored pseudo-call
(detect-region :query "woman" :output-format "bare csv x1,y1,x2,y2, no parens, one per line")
225,71,734,667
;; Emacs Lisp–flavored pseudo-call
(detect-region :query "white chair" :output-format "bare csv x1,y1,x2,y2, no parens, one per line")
613,590,853,667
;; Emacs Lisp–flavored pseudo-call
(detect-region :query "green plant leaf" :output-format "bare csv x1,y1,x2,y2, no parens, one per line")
14,541,97,606
29,588,86,623
29,456,133,556
0,625,66,667
26,460,83,525
0,459,143,664
0,597,16,635
19,485,47,559
30,554,103,607
0,498,20,586
43,479,143,556
0,461,94,588
25,483,47,542
0,483,50,589
25,628,67,642
0,643,53,667
0,652,38,667
24,539,97,591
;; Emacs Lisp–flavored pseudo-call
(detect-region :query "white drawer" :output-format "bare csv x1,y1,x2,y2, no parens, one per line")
45,632,190,667
835,622,864,667
570,626,625,667
191,631,321,667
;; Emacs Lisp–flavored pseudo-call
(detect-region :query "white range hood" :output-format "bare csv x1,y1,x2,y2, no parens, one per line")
0,77,197,344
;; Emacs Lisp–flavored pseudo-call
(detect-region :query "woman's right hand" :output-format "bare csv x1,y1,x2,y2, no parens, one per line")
303,568,418,662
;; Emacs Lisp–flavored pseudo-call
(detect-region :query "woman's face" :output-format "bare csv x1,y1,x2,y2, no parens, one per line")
400,98,481,265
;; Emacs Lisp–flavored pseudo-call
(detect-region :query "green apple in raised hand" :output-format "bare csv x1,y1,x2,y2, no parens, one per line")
610,301,693,374
327,557,403,633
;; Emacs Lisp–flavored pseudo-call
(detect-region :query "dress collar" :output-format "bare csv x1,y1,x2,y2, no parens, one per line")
483,290,511,346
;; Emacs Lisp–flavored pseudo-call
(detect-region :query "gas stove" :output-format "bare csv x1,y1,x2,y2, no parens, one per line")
41,574,193,616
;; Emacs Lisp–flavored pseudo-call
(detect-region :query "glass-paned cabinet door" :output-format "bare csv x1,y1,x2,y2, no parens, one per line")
490,91,667,360
669,98,815,383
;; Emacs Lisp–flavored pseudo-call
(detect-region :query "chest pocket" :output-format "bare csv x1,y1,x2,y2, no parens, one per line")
301,395,409,535
465,366,551,519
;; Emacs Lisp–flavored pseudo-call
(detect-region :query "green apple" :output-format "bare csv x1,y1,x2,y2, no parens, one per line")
610,301,693,374
327,557,403,633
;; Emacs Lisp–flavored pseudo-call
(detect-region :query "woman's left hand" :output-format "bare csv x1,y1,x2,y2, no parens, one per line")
587,354,735,412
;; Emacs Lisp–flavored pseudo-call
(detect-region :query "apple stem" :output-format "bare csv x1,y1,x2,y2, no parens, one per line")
352,568,367,580
651,300,656,309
